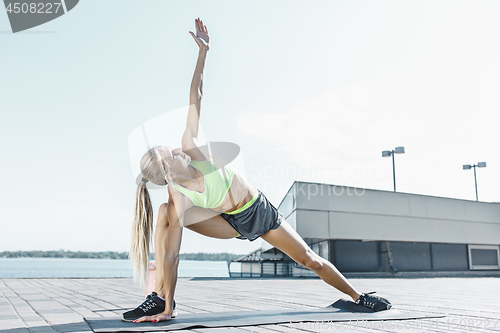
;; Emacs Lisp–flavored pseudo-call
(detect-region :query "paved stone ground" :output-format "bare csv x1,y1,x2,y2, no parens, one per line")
1,277,499,333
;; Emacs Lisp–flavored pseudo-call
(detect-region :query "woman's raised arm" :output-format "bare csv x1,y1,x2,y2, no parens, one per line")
182,18,210,152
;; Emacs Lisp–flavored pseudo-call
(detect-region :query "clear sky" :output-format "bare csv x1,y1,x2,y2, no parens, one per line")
1,0,499,254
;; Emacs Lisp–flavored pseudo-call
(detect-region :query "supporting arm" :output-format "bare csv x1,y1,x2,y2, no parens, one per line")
135,190,191,323
161,206,183,317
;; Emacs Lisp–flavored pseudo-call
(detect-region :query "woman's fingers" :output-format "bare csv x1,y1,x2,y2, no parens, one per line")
197,18,202,33
189,31,197,42
194,17,208,35
133,313,172,323
155,314,172,322
191,18,209,49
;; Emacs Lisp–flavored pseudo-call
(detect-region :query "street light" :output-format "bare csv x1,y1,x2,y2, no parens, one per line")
382,146,405,192
463,162,487,201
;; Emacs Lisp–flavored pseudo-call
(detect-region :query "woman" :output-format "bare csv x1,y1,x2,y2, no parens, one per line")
123,18,391,323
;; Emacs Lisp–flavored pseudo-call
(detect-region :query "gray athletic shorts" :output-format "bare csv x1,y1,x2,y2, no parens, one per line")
220,189,283,242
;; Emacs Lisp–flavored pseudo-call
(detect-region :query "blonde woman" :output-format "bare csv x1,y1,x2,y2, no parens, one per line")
123,18,391,323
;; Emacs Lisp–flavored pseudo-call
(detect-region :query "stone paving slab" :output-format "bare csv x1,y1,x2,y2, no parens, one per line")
0,277,499,332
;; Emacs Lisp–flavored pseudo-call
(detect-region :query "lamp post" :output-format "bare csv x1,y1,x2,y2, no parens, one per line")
463,162,487,201
382,147,405,192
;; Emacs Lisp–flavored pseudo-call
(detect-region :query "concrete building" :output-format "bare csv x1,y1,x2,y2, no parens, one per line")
229,181,500,277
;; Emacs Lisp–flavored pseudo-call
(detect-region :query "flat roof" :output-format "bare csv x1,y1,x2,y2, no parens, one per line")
278,180,500,208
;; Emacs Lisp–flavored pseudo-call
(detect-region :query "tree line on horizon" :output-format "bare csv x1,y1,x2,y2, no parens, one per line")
0,251,243,262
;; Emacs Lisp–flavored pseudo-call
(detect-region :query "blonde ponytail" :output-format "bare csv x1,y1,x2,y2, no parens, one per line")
130,181,154,286
129,146,170,286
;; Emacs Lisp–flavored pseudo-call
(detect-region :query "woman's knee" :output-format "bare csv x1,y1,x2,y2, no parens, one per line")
302,249,324,271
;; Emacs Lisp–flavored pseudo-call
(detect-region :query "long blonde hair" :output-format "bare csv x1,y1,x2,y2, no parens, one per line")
130,147,170,285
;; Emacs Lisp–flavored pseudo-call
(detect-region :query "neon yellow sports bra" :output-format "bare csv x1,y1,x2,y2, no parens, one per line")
170,160,234,209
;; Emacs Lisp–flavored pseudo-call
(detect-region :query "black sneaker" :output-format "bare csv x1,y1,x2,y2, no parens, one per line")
356,291,392,311
122,292,177,321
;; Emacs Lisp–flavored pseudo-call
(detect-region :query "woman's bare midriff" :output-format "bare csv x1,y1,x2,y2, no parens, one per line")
213,168,258,214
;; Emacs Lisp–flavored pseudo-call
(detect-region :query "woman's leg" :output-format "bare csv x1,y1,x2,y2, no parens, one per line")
260,219,361,302
154,204,238,296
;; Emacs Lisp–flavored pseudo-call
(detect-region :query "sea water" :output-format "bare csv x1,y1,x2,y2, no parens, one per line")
0,258,233,278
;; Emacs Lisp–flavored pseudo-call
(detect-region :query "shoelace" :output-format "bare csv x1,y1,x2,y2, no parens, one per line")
138,294,158,312
358,291,378,309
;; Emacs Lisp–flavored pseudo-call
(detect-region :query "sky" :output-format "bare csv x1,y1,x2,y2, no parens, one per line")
1,0,499,254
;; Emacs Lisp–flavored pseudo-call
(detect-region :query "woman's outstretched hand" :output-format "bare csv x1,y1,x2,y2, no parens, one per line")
189,17,210,51
133,312,172,323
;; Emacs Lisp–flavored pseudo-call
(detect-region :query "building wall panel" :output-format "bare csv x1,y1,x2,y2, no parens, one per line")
329,211,384,240
333,240,381,272
431,243,468,271
278,183,296,219
295,183,331,211
463,222,500,244
390,242,431,271
296,210,328,238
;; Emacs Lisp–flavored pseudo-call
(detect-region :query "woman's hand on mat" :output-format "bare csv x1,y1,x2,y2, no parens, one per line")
133,313,172,323
189,17,210,51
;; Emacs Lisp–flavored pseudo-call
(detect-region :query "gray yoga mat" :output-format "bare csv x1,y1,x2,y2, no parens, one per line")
85,299,446,332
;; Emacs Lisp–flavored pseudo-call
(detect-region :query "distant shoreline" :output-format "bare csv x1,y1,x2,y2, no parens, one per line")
0,251,244,262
